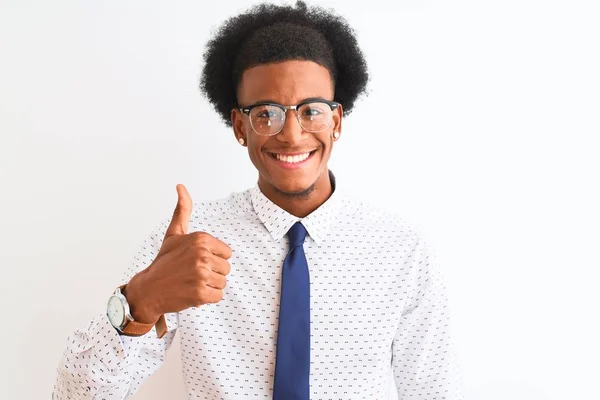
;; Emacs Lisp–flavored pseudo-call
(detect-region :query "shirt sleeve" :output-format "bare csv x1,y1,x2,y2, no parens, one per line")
392,234,465,399
53,217,177,399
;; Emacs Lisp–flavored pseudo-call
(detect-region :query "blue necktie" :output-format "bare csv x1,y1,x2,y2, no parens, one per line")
273,222,310,400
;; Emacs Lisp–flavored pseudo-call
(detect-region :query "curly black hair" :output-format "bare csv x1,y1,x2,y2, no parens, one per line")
199,0,369,127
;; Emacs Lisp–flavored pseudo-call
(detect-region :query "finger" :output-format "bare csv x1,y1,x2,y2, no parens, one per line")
206,271,227,290
191,232,232,259
209,255,231,276
165,184,193,239
189,232,232,260
199,286,224,305
204,236,233,260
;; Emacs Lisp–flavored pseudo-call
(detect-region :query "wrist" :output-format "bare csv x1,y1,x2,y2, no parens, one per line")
123,272,160,324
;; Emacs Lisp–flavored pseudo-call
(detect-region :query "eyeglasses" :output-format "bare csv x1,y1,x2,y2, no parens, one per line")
239,99,340,136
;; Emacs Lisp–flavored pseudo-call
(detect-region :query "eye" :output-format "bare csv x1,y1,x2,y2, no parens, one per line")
252,105,284,120
304,108,321,116
301,107,324,117
300,103,326,119
256,109,280,118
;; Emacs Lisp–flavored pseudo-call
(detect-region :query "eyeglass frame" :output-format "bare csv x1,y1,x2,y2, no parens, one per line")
238,98,340,136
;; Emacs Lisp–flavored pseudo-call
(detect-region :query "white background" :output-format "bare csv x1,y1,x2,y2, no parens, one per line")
1,0,599,399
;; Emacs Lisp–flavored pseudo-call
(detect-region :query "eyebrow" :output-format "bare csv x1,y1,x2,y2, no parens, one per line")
250,96,332,106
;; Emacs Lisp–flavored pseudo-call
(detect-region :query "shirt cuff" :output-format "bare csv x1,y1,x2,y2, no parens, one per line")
89,312,145,364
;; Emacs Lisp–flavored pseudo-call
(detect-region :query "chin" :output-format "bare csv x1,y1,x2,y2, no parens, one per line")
272,178,317,198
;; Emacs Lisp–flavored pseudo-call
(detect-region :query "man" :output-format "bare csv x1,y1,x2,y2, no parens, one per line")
54,1,464,399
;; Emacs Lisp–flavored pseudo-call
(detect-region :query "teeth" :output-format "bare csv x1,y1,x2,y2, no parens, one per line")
276,152,311,163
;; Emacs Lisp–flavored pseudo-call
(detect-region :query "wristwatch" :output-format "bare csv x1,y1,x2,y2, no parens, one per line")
106,284,158,337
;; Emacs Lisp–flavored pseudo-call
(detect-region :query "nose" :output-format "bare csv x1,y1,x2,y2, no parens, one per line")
275,109,306,144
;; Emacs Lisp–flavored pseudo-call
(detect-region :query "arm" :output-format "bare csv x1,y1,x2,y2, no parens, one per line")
53,184,232,399
53,219,178,399
392,234,465,399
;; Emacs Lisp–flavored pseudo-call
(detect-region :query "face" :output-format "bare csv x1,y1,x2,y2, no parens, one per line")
231,60,342,197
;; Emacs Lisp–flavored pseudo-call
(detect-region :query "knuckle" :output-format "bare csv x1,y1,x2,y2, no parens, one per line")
190,231,207,239
194,249,212,266
199,253,212,265
196,267,210,281
191,231,209,245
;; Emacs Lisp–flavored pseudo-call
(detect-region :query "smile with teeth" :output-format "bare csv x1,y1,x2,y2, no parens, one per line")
271,151,315,163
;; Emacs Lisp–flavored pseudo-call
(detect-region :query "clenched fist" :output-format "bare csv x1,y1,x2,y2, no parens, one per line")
124,184,232,324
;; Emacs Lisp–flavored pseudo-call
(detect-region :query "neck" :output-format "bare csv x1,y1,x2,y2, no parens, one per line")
258,170,333,218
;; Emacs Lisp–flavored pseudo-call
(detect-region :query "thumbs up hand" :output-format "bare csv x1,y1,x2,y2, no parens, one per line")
123,184,233,324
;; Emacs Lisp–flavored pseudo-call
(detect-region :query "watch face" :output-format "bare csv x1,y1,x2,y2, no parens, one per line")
107,296,125,328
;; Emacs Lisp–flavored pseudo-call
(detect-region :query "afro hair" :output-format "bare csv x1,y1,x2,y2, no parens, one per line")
199,0,369,127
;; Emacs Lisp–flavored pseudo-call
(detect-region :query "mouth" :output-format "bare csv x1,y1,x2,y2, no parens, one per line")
266,149,318,169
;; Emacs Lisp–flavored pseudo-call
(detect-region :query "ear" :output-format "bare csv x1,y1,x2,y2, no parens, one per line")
332,103,343,139
230,108,247,145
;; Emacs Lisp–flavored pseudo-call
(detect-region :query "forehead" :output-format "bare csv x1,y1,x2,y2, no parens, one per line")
237,60,334,106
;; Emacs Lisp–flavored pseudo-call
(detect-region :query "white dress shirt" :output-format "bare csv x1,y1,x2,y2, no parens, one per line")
54,171,464,399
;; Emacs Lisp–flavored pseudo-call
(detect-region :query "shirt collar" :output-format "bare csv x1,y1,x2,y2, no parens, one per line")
249,170,344,244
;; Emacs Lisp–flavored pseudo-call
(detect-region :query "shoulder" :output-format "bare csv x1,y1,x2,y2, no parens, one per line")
192,188,253,218
189,187,256,232
336,191,423,243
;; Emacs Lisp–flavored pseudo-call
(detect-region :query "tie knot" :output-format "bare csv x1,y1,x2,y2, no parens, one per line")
287,222,307,248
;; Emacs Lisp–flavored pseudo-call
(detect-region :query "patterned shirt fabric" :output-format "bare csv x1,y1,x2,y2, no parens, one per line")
54,171,464,399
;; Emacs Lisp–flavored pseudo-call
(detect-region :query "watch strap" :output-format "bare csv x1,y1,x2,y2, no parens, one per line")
120,318,156,337
155,314,167,338
117,284,169,338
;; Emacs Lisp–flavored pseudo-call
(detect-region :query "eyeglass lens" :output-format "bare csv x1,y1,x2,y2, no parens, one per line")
249,102,333,135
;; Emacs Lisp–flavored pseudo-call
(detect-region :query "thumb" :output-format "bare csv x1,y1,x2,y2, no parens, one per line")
164,184,193,239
